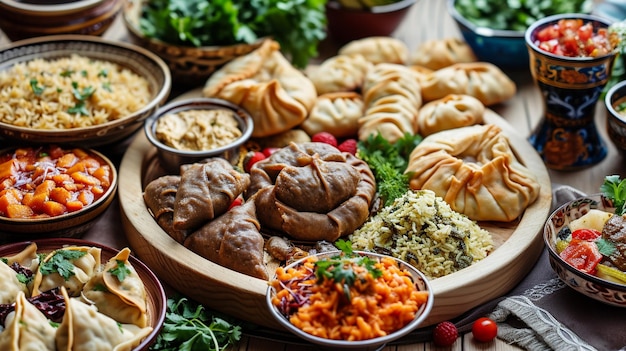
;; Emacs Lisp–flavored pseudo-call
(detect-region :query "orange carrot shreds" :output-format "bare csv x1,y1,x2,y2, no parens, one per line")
270,252,429,341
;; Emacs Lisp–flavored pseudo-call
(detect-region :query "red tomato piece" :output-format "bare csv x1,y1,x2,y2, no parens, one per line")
571,228,601,241
559,239,602,274
537,24,559,42
472,317,498,342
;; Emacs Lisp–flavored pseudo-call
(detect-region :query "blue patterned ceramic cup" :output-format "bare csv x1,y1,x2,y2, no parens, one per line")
525,14,617,170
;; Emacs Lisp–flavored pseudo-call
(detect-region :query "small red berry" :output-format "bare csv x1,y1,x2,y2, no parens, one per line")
262,147,280,158
472,317,498,342
337,138,358,155
244,151,266,172
311,132,338,147
228,197,243,210
433,321,458,347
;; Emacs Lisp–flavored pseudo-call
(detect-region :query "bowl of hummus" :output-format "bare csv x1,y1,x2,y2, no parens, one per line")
144,97,254,172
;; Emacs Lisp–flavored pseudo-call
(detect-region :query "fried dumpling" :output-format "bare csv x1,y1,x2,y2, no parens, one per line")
31,246,101,297
82,248,148,328
143,175,188,243
3,242,39,273
301,92,364,138
184,200,268,280
416,94,485,136
173,158,250,232
0,291,56,351
338,37,409,64
359,63,422,143
410,37,476,70
56,287,153,351
309,54,373,94
203,39,317,138
247,142,376,241
420,62,516,105
405,124,540,222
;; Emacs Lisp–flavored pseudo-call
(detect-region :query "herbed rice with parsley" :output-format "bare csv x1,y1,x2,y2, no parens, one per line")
349,189,493,279
0,54,151,129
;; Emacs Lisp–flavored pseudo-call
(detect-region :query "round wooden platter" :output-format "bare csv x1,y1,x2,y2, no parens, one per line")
118,107,552,329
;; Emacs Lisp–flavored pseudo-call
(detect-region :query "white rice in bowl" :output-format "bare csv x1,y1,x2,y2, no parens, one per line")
0,54,151,129
349,189,494,279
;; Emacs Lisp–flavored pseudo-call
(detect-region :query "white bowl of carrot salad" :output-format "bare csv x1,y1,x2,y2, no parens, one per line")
266,240,434,350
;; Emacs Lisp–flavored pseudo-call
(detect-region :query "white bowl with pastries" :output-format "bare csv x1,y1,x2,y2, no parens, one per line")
0,35,171,148
0,238,166,350
118,35,552,330
143,97,254,173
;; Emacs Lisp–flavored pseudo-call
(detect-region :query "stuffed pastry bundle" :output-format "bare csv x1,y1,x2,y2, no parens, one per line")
246,142,376,242
358,63,422,143
309,54,373,95
202,39,317,138
410,37,476,70
301,92,364,138
416,94,485,136
420,62,516,106
338,36,409,64
405,124,540,222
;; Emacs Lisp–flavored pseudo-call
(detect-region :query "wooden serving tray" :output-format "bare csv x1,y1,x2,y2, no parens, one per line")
118,109,552,329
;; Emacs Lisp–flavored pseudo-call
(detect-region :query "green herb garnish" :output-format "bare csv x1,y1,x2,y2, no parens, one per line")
39,250,87,281
314,240,382,300
150,296,242,351
108,260,131,282
60,70,74,77
68,82,95,115
30,79,44,96
600,174,626,215
358,132,422,206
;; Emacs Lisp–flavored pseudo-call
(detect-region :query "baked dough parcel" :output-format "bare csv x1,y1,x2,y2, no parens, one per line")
416,94,485,136
301,92,364,138
410,37,477,70
405,124,540,222
338,36,409,64
359,63,422,143
202,39,317,138
309,54,373,94
420,62,516,106
246,142,376,242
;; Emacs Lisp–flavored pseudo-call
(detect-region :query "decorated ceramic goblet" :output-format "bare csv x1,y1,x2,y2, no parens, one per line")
525,14,618,170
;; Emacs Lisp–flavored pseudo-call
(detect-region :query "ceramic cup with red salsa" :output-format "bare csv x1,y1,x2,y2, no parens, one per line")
534,18,618,58
0,145,113,219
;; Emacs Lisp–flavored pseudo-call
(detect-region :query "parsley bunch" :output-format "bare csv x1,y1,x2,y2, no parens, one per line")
358,133,422,206
600,175,626,215
151,296,242,351
39,250,87,280
139,0,327,68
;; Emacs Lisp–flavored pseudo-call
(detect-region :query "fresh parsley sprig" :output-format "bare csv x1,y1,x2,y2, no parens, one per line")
600,174,626,215
39,250,87,281
108,260,131,282
151,296,242,351
358,132,422,206
314,240,382,300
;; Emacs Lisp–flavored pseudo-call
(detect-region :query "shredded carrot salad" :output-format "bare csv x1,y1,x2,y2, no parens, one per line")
270,253,429,341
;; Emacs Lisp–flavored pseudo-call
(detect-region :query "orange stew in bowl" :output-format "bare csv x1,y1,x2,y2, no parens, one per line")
535,19,616,57
0,146,112,218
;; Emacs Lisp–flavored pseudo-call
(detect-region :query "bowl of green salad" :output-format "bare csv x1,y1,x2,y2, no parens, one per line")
122,0,327,87
448,0,593,70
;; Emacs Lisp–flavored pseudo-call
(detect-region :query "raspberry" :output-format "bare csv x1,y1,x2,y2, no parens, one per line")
337,139,358,155
433,321,458,347
244,151,266,172
311,132,338,147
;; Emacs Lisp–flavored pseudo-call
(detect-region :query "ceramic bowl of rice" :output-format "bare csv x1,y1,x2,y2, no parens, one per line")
0,34,171,148
266,249,434,350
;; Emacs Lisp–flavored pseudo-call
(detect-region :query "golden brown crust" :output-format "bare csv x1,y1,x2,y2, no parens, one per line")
410,37,477,70
416,94,485,136
406,124,540,222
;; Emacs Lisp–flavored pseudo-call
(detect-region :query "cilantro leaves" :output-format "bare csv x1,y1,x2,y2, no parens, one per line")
601,175,626,215
108,260,132,282
39,250,87,281
151,296,242,351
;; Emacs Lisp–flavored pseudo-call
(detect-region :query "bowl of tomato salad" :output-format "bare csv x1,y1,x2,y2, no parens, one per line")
0,145,117,242
544,177,626,307
266,240,434,350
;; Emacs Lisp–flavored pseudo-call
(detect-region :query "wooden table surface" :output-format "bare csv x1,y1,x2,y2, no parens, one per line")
1,1,623,350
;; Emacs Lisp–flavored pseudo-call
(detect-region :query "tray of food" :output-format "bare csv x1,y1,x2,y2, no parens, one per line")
118,36,552,329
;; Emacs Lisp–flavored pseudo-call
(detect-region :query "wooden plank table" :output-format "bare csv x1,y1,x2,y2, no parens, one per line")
1,1,623,350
